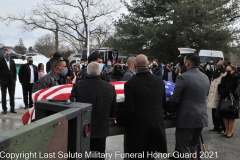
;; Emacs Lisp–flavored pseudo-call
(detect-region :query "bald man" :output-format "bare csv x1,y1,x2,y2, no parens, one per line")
121,57,136,81
120,54,167,158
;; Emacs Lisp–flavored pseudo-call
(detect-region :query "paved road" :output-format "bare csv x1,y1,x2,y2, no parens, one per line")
1,107,240,159
106,108,240,160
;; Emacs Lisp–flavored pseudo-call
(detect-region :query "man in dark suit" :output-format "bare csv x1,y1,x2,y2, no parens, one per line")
121,57,136,81
169,53,210,159
18,57,38,109
162,62,177,82
0,49,17,114
46,54,53,73
76,53,103,81
119,54,167,159
70,62,117,159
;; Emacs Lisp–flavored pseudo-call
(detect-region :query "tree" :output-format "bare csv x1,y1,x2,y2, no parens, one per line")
48,0,122,48
91,22,113,48
0,3,61,52
106,0,240,61
13,38,27,54
28,46,35,52
0,0,122,51
34,33,75,58
34,34,56,57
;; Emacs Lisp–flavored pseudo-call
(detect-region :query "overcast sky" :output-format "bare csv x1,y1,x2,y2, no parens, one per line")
0,0,129,49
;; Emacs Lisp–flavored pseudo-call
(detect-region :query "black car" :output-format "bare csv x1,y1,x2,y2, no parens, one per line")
0,48,26,60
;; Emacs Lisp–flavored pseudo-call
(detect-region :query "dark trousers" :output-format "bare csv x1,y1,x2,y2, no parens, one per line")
22,83,34,107
90,138,106,160
212,108,225,131
175,128,203,160
1,81,15,111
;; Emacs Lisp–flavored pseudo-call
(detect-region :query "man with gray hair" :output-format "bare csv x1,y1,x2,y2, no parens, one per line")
119,54,167,158
70,62,117,159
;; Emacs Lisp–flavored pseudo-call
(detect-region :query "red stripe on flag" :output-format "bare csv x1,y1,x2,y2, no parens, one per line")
115,89,124,94
109,81,126,85
34,87,50,102
41,84,73,100
35,84,72,101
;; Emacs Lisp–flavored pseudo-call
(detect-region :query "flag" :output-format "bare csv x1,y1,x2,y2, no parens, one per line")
22,81,175,125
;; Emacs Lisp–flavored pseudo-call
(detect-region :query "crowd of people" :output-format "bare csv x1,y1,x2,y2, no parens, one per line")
0,48,239,159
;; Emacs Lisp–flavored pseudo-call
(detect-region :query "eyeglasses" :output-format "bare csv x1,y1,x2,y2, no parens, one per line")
55,57,64,66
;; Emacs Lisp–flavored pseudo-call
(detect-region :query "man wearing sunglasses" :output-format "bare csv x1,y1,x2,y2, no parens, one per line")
32,57,67,93
0,49,17,114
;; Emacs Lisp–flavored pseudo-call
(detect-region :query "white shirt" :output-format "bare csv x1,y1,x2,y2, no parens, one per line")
5,58,10,70
29,65,35,83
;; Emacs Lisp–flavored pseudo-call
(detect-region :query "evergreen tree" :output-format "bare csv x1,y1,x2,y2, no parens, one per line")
106,0,240,61
14,38,27,55
28,46,35,53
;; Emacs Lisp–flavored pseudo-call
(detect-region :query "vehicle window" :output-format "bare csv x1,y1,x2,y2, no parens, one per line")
9,49,17,54
26,53,37,56
74,55,82,58
200,56,223,64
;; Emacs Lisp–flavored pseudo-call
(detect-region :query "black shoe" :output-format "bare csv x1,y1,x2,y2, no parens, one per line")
24,106,28,109
2,110,7,114
10,110,17,113
225,133,233,138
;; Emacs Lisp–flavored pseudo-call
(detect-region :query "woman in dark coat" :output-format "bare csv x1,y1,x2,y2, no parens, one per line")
217,65,239,138
150,60,162,77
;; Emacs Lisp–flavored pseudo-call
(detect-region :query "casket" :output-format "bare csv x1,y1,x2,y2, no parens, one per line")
23,81,176,135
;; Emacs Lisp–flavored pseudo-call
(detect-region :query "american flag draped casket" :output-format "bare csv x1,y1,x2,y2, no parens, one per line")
22,81,175,125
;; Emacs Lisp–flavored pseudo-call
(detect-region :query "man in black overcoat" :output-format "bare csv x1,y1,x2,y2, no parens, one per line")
119,54,167,159
70,62,117,159
18,57,38,109
0,49,17,114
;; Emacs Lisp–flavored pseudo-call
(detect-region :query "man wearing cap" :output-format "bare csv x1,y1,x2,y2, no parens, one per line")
177,48,196,75
76,53,104,81
75,58,82,70
52,52,74,84
32,57,67,93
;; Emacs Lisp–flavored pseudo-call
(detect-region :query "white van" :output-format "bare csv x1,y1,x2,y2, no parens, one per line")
199,50,224,64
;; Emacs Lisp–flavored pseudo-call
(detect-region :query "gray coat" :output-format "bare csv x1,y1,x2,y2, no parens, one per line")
121,69,135,81
169,68,210,128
